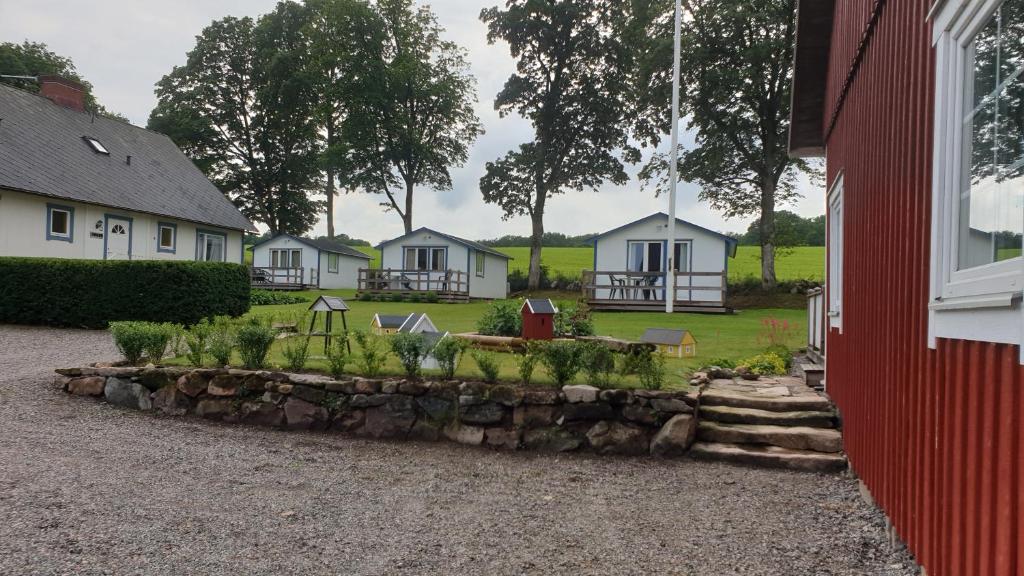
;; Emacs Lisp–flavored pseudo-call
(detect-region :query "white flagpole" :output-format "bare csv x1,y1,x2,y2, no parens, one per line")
666,0,682,314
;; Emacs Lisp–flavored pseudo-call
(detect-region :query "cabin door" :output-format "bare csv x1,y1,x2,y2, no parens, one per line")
105,217,131,260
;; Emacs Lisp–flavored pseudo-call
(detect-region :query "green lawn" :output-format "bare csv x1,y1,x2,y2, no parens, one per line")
170,289,805,389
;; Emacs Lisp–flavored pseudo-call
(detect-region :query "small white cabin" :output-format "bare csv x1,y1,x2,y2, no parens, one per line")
251,234,371,290
366,227,511,301
584,212,737,312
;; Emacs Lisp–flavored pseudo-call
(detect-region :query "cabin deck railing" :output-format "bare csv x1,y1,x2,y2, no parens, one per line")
250,267,316,288
357,268,468,295
581,270,727,307
806,286,826,362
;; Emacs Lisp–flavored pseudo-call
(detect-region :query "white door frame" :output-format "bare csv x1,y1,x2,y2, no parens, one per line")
104,214,133,260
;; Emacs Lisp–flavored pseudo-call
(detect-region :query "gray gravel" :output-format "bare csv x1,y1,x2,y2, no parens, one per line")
0,324,919,575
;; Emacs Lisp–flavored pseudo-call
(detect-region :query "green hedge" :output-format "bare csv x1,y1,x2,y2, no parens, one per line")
0,257,250,328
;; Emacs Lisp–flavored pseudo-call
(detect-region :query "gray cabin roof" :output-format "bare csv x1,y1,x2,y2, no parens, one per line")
309,295,350,312
252,234,371,259
0,83,254,232
398,313,425,333
586,212,738,257
522,299,557,315
375,314,410,329
377,227,512,260
640,328,691,346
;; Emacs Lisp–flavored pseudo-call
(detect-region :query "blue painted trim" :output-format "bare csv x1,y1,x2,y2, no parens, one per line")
195,228,227,262
316,248,322,287
45,203,75,243
467,249,472,291
102,213,134,260
240,236,245,264
156,221,177,253
401,245,449,271
592,239,598,271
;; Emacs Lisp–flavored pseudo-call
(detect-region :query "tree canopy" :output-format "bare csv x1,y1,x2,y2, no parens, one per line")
739,211,825,247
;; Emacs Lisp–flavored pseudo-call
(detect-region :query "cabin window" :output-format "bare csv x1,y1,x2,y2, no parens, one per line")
627,241,663,272
930,0,1024,353
46,204,74,242
476,251,485,277
672,241,691,272
328,253,339,273
271,249,301,268
197,231,226,262
827,175,843,331
157,223,176,253
405,247,446,271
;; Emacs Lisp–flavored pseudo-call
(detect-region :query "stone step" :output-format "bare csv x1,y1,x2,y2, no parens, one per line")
699,404,835,428
697,421,844,453
701,388,833,412
689,441,847,473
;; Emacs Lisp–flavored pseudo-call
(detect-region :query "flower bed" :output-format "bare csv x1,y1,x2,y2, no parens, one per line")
55,365,699,457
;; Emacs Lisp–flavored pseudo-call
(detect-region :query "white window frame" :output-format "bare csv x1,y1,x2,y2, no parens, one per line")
328,253,339,274
476,251,485,277
197,230,227,263
929,0,1024,353
157,223,176,253
46,204,73,242
827,174,844,331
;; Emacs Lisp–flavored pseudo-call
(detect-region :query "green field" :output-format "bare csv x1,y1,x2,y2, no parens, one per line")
170,289,805,387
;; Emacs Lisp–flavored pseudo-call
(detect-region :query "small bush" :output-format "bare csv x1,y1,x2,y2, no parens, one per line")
554,302,595,337
358,292,373,302
184,319,212,367
471,349,501,383
207,318,235,366
580,342,617,388
424,291,439,303
432,336,465,380
109,321,151,365
516,343,542,386
637,350,667,390
763,344,793,370
250,289,309,306
142,323,177,362
282,336,311,371
704,357,736,369
390,332,428,378
476,299,522,337
352,331,389,378
236,317,276,369
539,340,582,386
738,352,787,376
407,292,422,303
325,333,350,379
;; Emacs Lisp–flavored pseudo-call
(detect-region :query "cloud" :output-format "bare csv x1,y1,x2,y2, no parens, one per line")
0,0,826,244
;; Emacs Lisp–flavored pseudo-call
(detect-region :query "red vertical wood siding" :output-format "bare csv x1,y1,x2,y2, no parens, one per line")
823,0,1023,574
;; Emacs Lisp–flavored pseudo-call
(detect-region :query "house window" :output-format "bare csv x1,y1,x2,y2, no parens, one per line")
827,174,843,331
627,241,663,272
404,247,446,271
197,231,226,262
328,253,339,273
270,249,301,268
46,204,74,242
157,223,176,253
82,136,109,155
930,0,1024,351
476,251,485,277
672,241,691,272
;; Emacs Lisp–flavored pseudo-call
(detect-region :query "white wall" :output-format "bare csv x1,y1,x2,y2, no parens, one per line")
252,236,319,286
317,249,366,289
379,230,509,299
0,188,243,263
468,250,509,299
593,215,730,302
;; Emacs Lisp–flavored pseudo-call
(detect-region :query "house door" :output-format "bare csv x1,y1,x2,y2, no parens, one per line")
105,217,131,260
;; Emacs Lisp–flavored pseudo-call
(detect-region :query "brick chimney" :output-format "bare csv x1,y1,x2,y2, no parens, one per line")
38,75,86,112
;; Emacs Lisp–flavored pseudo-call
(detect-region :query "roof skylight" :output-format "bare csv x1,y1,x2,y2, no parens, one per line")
83,136,109,155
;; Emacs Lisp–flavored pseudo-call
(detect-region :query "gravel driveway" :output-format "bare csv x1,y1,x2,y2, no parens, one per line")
0,324,918,575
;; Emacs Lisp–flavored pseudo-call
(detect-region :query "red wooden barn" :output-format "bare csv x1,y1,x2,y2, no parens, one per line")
790,0,1023,574
520,299,557,340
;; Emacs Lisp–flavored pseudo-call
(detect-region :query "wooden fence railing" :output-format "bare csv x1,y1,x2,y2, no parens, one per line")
806,286,826,361
581,270,727,305
357,268,468,294
250,267,315,288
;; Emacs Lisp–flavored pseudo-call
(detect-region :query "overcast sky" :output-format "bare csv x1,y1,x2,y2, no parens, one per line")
1,0,825,244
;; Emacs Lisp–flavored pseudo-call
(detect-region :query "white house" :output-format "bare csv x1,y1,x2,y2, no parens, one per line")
251,234,371,289
373,227,511,300
0,77,254,263
585,212,737,310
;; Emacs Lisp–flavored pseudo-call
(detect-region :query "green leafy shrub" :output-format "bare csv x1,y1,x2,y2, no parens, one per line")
424,291,439,303
539,340,582,386
236,317,276,369
184,319,212,367
704,357,736,369
476,299,522,336
554,302,595,337
516,343,542,386
352,331,389,378
358,292,373,302
390,332,428,378
637,350,667,390
471,349,501,383
282,336,311,371
0,258,249,328
407,292,422,303
142,323,177,363
431,336,465,380
207,318,235,366
109,321,151,365
325,334,350,379
250,289,309,306
762,344,793,370
580,342,617,388
738,352,787,376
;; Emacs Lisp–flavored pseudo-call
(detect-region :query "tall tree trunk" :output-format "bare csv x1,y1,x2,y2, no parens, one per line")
325,120,336,239
403,178,414,234
759,179,777,290
529,212,544,291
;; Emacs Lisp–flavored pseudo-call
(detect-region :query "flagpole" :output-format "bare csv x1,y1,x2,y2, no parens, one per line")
666,0,682,314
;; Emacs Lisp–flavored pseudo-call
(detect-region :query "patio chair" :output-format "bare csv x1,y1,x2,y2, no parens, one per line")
607,273,627,299
441,269,453,293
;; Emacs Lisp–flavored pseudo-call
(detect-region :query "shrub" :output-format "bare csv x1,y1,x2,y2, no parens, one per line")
516,343,542,386
236,317,276,369
0,258,249,328
477,299,522,336
763,344,793,370
142,323,177,363
352,331,389,378
250,289,309,306
325,333,350,379
358,292,373,302
407,292,422,303
539,340,582,386
390,332,428,378
554,302,595,337
431,336,465,380
282,336,311,371
580,342,617,388
704,357,736,369
109,321,150,365
471,349,501,383
184,319,212,367
636,350,667,390
424,291,439,303
207,318,235,366
738,352,787,376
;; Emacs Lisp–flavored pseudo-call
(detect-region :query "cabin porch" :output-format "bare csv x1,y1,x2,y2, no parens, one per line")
581,270,730,313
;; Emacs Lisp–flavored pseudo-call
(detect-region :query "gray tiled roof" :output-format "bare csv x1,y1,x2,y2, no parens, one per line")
377,227,512,260
640,328,690,346
252,234,372,259
522,299,557,314
0,84,254,231
376,314,409,329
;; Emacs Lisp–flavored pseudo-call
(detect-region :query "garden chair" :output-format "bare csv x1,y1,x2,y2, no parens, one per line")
607,273,627,299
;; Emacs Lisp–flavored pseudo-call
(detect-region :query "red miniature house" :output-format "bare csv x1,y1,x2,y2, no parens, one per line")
520,299,557,340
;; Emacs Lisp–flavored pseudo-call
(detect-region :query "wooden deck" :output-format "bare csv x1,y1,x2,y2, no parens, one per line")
582,270,731,313
250,267,317,290
356,268,470,302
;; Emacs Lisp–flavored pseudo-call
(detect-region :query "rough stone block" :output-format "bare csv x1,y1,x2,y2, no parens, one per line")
207,374,241,397
354,378,381,394
650,398,693,414
104,377,152,410
176,373,208,397
67,376,105,396
416,395,455,422
650,414,696,457
332,409,365,432
599,389,632,405
521,389,559,405
460,401,505,425
152,385,191,416
563,384,599,403
283,397,329,430
586,421,650,456
513,404,560,427
621,404,660,425
444,423,485,446
240,401,285,428
522,428,581,452
485,427,521,450
362,396,417,438
561,402,614,421
291,385,326,405
488,385,524,406
351,394,389,408
195,398,233,419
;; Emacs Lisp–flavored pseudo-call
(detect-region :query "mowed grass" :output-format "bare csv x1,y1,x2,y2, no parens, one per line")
169,289,805,388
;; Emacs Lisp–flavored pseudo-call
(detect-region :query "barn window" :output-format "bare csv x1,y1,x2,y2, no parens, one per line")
827,174,843,331
930,0,1024,354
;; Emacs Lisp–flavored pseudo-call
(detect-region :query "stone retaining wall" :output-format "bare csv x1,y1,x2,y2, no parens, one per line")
56,366,699,457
